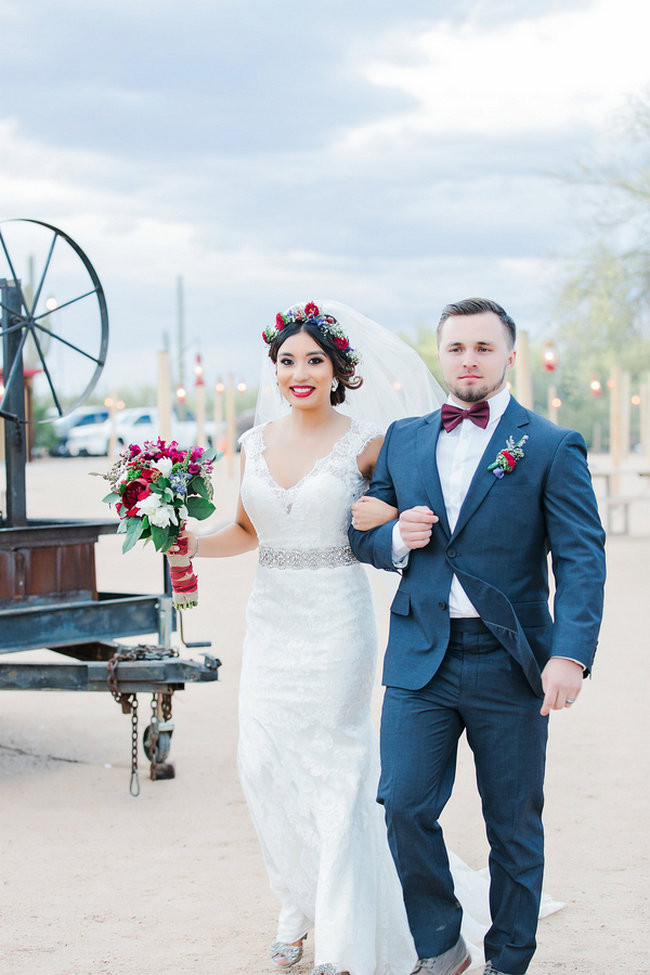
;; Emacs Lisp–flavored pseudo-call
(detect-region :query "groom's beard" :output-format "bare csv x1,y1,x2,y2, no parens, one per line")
448,366,509,404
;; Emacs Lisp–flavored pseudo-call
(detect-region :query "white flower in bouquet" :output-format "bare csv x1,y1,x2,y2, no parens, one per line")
136,493,179,528
152,456,174,478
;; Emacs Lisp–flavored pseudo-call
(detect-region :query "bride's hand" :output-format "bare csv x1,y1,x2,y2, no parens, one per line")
165,528,198,558
351,496,399,531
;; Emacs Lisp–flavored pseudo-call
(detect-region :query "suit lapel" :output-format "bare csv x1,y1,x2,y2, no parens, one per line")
451,398,530,539
416,414,450,538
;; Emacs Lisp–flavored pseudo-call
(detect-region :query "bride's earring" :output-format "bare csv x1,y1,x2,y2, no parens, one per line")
331,378,339,392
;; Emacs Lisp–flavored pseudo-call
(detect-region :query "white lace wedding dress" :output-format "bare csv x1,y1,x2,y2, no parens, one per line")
236,418,555,975
238,417,419,975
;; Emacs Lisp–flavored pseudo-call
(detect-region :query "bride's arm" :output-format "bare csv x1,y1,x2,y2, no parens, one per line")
352,436,398,530
168,448,258,559
356,434,384,479
351,495,398,531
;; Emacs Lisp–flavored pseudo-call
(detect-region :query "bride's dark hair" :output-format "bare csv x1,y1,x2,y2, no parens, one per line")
268,321,363,406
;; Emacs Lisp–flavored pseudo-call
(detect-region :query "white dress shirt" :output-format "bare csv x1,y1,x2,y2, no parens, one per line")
390,386,584,670
392,387,511,617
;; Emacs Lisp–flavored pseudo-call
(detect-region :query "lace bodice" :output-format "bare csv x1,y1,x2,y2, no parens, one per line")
239,418,381,550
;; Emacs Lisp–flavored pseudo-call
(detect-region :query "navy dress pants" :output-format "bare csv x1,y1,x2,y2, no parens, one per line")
378,619,548,975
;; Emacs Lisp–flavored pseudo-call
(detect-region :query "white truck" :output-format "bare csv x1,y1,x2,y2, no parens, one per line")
65,406,216,456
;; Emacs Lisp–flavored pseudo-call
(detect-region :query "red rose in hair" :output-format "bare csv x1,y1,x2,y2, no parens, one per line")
120,477,152,516
275,313,285,329
333,336,350,351
304,301,320,317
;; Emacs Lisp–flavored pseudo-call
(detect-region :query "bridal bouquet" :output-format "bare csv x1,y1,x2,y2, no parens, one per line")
101,438,219,609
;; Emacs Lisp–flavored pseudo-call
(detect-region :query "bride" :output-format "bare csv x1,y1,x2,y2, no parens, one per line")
172,302,513,974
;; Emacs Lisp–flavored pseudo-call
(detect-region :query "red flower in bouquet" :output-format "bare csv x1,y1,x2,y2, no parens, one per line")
118,476,152,516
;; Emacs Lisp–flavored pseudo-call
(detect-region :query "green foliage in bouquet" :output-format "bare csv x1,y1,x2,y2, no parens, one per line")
101,439,221,554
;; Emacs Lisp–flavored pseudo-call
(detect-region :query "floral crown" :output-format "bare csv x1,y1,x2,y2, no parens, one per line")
262,301,360,366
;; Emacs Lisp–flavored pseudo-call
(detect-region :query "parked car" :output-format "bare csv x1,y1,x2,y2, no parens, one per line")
64,406,216,457
49,406,110,457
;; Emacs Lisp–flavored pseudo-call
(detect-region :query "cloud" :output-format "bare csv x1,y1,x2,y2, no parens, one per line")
344,0,650,151
1,0,648,400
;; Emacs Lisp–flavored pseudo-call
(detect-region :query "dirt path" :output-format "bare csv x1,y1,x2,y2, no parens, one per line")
0,458,648,974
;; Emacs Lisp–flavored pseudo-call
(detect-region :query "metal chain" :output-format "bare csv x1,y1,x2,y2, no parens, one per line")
148,693,160,781
106,653,134,714
106,645,179,794
161,692,173,723
110,644,179,663
147,691,176,780
130,697,140,797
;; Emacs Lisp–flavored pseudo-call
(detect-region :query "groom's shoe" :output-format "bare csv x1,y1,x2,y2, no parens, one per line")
483,964,516,975
409,937,471,975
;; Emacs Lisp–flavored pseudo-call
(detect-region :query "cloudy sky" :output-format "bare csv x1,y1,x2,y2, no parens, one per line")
2,0,649,403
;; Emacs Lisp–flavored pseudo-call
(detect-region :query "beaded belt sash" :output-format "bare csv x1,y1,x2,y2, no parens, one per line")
258,545,357,570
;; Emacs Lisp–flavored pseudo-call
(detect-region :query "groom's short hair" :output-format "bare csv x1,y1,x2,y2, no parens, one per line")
437,297,516,348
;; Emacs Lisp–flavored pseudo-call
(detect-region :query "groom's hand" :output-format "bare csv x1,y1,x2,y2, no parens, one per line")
540,657,584,715
398,506,438,550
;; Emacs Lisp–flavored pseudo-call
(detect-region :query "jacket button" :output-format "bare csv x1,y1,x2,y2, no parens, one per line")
438,601,447,610
448,547,457,558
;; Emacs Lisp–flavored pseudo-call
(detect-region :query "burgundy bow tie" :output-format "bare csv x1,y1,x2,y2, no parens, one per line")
441,400,490,432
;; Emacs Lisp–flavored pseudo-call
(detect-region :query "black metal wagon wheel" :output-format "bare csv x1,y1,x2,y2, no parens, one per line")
0,218,109,422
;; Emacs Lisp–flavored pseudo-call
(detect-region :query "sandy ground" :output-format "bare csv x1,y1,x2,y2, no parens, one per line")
0,456,649,975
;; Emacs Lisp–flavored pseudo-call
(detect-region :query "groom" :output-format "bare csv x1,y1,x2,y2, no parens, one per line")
349,298,606,975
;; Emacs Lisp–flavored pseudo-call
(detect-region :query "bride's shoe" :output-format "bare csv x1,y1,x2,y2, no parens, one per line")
270,934,307,968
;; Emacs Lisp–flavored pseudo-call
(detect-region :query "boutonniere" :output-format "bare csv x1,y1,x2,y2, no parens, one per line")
487,434,529,479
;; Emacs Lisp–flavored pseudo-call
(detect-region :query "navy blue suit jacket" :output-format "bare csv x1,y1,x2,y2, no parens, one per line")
349,398,606,698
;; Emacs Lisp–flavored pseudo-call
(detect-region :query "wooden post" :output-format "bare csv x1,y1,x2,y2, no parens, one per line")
176,276,186,420
609,364,621,495
157,349,172,442
514,330,533,408
214,381,224,452
195,356,206,447
225,373,236,477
